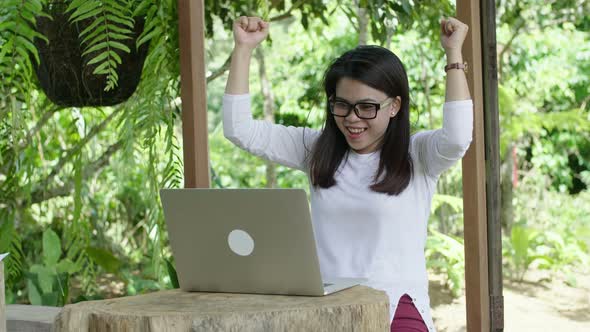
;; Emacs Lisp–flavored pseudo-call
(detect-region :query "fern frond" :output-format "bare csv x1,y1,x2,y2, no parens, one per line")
0,218,24,285
0,0,48,106
65,0,136,91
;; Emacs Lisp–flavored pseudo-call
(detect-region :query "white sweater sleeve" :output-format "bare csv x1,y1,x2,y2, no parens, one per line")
222,93,321,172
411,99,474,178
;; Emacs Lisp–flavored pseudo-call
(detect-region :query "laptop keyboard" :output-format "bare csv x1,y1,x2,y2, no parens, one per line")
323,283,333,287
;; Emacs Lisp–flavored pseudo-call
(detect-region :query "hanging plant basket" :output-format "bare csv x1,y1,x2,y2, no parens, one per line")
34,2,149,107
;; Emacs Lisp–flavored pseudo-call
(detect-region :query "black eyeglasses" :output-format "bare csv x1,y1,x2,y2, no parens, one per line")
329,97,393,119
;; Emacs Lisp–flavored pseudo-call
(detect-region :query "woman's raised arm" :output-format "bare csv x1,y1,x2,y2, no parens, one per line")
440,17,471,102
225,16,269,94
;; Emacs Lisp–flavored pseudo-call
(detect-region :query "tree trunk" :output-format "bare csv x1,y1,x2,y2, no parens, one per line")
356,1,368,45
53,287,389,332
255,48,277,188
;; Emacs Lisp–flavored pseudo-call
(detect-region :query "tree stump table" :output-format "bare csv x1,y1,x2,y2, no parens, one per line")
53,286,389,331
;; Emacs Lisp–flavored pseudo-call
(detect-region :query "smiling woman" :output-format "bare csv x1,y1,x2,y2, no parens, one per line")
315,49,412,195
328,78,401,155
222,15,472,332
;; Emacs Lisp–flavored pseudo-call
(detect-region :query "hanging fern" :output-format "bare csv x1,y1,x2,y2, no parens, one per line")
114,0,183,284
65,0,135,91
0,0,49,288
0,0,49,115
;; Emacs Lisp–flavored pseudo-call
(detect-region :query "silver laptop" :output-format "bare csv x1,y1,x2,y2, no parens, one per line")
160,188,366,296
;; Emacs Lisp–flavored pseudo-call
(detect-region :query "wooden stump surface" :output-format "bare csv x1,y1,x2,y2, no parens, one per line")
54,285,389,332
7,305,61,332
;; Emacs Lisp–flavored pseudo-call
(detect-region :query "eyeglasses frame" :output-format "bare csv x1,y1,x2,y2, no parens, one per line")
328,96,394,119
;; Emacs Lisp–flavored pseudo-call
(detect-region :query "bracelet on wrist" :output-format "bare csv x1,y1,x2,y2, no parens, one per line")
445,62,468,73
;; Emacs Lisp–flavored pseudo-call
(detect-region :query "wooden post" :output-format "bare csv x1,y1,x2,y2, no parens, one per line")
481,0,504,330
178,0,210,188
1,260,5,332
457,0,491,331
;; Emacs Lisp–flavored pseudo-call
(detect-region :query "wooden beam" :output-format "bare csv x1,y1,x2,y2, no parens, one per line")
457,0,490,331
178,0,210,188
481,0,504,330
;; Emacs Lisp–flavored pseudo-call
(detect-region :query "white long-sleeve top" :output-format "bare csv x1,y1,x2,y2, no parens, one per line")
222,93,473,332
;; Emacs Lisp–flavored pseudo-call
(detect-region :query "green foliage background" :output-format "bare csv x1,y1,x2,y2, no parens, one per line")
0,0,589,304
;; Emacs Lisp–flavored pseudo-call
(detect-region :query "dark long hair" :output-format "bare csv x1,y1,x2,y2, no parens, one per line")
308,45,413,195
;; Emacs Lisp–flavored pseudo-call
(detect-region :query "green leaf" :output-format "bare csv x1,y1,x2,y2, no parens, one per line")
85,246,122,274
86,33,108,48
165,258,179,289
65,0,88,13
69,1,101,22
105,24,133,35
23,0,42,13
27,279,42,305
56,258,81,274
106,14,134,28
71,7,104,24
80,16,106,37
82,41,109,56
105,3,132,16
15,35,40,65
86,51,109,65
107,33,132,41
137,26,162,47
42,229,62,265
108,41,131,53
110,50,122,64
0,220,14,252
30,264,55,294
41,292,59,306
92,60,111,74
0,21,17,33
133,0,152,17
81,25,107,45
108,64,119,79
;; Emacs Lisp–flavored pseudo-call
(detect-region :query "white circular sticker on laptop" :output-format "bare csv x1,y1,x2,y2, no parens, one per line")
228,229,254,256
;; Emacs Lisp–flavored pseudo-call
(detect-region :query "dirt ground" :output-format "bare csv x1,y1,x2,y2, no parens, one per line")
429,267,590,331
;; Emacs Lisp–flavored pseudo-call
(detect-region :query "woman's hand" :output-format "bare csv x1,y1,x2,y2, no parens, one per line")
233,16,269,50
440,17,469,54
225,17,268,94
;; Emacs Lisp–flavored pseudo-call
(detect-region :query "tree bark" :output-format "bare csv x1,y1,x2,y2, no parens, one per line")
255,48,277,188
356,0,368,45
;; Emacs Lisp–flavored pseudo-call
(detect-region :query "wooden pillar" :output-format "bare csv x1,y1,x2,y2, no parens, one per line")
178,0,210,188
457,0,490,331
481,0,504,330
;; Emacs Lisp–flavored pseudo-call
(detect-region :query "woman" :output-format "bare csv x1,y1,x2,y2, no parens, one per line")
222,15,472,332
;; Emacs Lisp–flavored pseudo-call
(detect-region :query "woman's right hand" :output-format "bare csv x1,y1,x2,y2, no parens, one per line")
233,16,269,50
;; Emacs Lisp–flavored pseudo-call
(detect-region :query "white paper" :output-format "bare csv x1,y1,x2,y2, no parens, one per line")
0,253,8,262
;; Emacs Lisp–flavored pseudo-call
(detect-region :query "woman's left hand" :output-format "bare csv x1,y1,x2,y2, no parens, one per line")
440,17,469,53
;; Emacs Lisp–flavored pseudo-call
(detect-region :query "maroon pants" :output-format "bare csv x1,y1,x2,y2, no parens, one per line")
390,294,429,332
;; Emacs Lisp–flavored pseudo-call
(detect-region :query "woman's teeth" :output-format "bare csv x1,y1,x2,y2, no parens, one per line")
348,127,366,134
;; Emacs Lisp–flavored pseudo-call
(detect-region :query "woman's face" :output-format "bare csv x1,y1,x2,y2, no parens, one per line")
333,77,401,154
